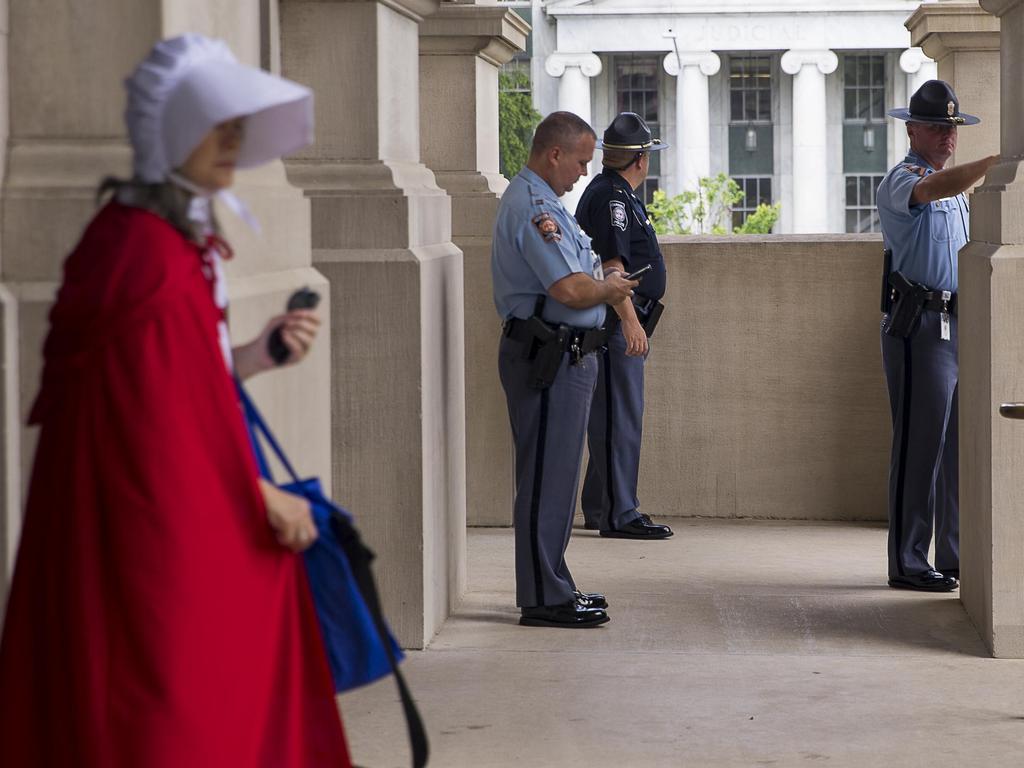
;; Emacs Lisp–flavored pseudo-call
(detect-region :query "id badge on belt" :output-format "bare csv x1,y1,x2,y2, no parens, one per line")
940,290,951,341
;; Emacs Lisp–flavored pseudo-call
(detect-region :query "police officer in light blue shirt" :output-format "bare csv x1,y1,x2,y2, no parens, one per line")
492,111,637,628
877,80,999,592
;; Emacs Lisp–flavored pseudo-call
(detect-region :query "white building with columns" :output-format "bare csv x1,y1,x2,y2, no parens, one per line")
507,0,941,233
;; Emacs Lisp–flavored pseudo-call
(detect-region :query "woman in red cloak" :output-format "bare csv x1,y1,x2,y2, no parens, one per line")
0,34,352,767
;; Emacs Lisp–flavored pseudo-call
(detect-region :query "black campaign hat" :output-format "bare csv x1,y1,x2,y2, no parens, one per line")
597,112,668,151
887,79,980,126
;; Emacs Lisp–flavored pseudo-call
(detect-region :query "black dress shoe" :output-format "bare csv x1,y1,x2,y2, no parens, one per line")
519,602,610,628
888,570,959,592
941,568,959,579
600,516,673,540
574,590,608,609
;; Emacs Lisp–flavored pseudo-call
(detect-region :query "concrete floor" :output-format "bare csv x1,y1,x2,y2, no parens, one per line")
339,521,1024,767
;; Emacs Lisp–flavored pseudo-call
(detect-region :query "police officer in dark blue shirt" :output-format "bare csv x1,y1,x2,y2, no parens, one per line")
575,112,673,540
878,80,998,592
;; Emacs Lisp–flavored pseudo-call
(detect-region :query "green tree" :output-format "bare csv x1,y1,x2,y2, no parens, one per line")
648,173,780,235
734,202,782,235
498,70,542,179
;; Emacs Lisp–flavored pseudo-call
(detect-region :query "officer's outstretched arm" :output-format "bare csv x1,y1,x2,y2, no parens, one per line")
549,271,637,309
910,153,1000,204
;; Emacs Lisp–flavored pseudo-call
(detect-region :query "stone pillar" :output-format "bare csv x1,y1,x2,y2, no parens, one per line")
663,51,721,195
281,0,465,649
958,0,1024,658
895,47,938,161
543,51,601,213
0,1,327,595
781,49,837,234
907,1,1001,167
419,2,528,531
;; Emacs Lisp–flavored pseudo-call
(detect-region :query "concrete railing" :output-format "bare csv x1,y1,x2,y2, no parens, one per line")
643,234,890,521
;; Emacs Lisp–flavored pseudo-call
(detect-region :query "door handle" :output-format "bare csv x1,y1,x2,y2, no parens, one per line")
999,403,1024,420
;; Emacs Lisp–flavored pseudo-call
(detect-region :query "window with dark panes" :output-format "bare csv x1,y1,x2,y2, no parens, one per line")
728,55,774,228
844,55,886,121
730,55,772,123
845,174,884,233
615,55,661,204
731,177,773,231
843,54,887,232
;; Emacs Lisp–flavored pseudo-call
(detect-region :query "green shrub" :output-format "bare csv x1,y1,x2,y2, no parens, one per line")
648,174,780,235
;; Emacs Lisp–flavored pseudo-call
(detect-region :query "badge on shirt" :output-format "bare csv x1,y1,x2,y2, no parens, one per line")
610,200,627,231
902,164,927,177
532,212,561,242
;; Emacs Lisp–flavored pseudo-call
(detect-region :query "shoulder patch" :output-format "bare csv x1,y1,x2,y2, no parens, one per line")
610,200,627,231
532,212,561,242
902,164,927,177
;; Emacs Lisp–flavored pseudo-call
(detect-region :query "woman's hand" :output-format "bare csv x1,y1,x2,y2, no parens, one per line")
259,478,318,552
233,309,322,380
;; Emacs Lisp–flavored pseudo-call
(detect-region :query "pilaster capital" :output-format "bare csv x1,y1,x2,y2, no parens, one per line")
899,47,935,75
287,0,441,23
906,3,1000,59
781,49,838,76
662,51,721,78
378,0,443,24
420,5,530,66
544,52,602,79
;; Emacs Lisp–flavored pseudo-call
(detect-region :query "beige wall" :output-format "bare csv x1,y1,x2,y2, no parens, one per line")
281,0,466,648
419,3,528,528
638,235,891,521
960,0,1024,658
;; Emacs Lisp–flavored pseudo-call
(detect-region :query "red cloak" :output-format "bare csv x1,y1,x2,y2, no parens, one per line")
0,202,352,767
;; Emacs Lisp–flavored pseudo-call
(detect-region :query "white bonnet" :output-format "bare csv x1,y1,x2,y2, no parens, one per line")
125,34,313,183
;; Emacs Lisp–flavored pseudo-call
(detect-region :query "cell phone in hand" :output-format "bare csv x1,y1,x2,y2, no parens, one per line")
624,264,652,281
268,287,321,365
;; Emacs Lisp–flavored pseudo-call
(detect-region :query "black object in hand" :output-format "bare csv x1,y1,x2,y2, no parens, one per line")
268,287,321,365
624,264,652,281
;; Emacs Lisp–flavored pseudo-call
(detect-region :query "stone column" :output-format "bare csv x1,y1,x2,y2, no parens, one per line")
895,47,938,161
958,0,1024,658
419,2,528,531
0,1,327,593
663,51,721,195
281,0,465,649
781,49,838,234
544,51,601,213
907,1,1001,167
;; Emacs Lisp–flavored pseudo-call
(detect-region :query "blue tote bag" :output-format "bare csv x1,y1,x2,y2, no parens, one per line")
238,386,429,768
237,385,402,691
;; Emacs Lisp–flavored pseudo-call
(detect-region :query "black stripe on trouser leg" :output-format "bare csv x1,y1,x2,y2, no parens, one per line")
529,388,550,606
893,337,913,577
602,347,615,530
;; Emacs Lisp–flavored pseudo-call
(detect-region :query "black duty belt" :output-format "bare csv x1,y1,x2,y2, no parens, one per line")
922,292,957,315
503,316,608,358
891,287,957,315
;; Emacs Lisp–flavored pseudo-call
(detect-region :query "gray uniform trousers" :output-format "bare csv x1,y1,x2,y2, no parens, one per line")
881,310,959,577
581,323,645,530
498,334,599,608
